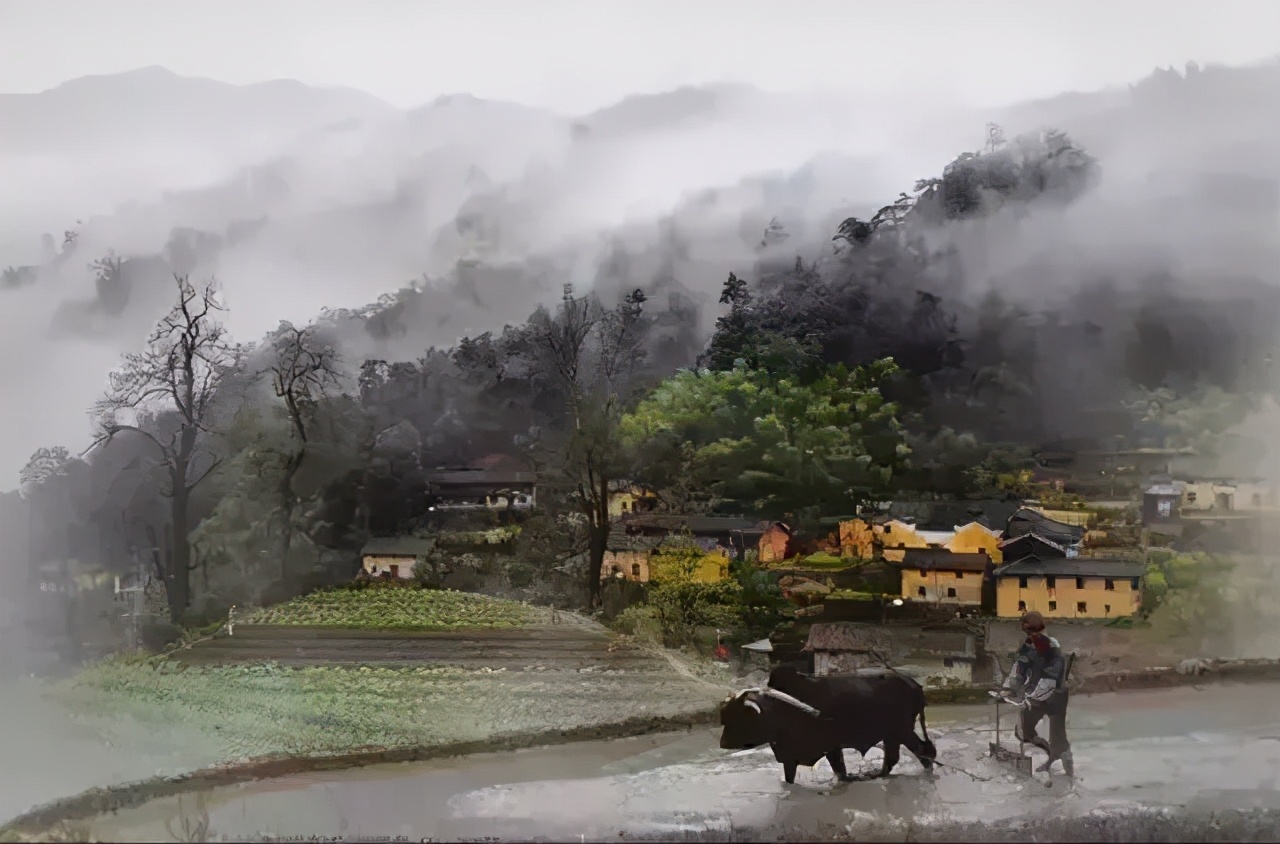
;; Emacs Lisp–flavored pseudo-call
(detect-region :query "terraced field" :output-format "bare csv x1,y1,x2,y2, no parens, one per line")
172,623,676,674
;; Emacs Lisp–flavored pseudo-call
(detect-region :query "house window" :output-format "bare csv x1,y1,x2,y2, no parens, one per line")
955,571,963,579
1105,579,1115,591
1048,601,1057,611
1075,577,1085,589
1158,499,1173,517
946,587,957,598
1105,604,1112,614
919,569,927,578
1130,577,1140,590
631,563,641,578
1018,600,1027,612
621,500,629,512
1076,601,1087,613
917,586,926,597
1018,576,1029,589
1046,576,1056,589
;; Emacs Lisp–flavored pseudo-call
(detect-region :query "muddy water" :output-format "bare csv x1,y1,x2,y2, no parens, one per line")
87,684,1280,842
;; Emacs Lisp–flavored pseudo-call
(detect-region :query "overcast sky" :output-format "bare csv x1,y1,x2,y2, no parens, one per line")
2,0,1278,113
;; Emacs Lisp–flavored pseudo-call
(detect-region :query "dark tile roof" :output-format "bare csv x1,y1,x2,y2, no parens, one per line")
900,548,991,572
999,532,1071,561
427,470,538,487
886,499,1022,532
606,523,664,552
621,514,765,535
361,537,437,557
1006,508,1086,543
993,557,1146,579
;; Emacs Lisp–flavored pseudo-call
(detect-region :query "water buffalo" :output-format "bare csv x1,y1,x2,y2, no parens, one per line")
719,685,858,784
767,665,937,779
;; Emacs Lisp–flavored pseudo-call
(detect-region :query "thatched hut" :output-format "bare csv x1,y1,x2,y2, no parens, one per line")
802,622,894,675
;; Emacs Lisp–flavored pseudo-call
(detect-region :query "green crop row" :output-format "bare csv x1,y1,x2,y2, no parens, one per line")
242,587,537,630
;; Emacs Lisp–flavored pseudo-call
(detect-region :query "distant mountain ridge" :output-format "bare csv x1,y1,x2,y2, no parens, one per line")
0,65,400,156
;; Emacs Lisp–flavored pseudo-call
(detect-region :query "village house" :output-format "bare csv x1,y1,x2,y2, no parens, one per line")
601,523,663,582
896,624,988,686
944,521,1004,561
607,481,659,519
1005,507,1086,548
758,522,794,564
618,514,765,559
837,517,876,559
897,548,990,606
359,537,436,580
802,622,894,676
426,459,539,511
877,519,955,562
999,532,1075,563
1179,479,1239,513
993,557,1145,620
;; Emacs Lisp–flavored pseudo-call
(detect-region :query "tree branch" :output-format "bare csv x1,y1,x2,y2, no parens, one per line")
187,459,223,491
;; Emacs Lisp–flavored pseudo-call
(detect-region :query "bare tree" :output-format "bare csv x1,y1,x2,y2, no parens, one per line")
531,285,650,608
265,320,342,575
92,275,234,624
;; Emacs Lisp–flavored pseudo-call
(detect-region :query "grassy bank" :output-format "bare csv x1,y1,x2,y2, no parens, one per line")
241,585,538,630
54,654,722,763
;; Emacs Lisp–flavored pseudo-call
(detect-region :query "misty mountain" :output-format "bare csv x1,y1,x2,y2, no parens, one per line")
0,65,398,157
2,60,1278,483
0,66,401,244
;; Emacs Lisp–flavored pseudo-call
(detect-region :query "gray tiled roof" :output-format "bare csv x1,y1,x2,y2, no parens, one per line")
993,557,1145,579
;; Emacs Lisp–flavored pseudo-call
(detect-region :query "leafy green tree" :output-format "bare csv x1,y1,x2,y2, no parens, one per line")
622,358,908,524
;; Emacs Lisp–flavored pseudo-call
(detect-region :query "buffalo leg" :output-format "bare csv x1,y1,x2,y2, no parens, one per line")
825,749,856,782
878,742,901,777
782,761,798,784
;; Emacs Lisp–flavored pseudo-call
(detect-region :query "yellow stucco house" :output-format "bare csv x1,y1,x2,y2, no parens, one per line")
359,537,436,580
994,557,1145,619
876,519,1005,563
898,548,991,606
607,483,659,519
945,522,1004,562
877,519,954,562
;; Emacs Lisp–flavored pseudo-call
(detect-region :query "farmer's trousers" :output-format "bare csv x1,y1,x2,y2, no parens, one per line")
1017,690,1071,760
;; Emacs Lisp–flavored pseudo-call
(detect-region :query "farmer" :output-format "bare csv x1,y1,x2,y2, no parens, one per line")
1000,610,1073,777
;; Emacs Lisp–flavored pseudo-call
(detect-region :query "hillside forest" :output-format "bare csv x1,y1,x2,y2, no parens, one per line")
6,72,1280,638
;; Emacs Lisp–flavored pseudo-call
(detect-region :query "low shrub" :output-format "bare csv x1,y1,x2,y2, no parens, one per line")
611,605,663,644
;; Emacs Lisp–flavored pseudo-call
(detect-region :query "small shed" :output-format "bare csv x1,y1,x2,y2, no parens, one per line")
360,537,436,580
741,638,774,672
1143,483,1184,525
802,622,894,676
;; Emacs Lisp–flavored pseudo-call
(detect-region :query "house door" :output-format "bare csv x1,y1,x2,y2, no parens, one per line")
390,564,400,578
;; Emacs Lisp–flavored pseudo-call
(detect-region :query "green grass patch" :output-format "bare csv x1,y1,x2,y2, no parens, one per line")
56,660,531,760
242,586,537,630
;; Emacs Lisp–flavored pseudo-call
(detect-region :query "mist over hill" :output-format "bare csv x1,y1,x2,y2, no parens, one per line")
1,57,1277,496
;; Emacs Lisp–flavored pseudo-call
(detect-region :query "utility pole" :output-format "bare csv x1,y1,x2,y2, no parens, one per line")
118,546,146,651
